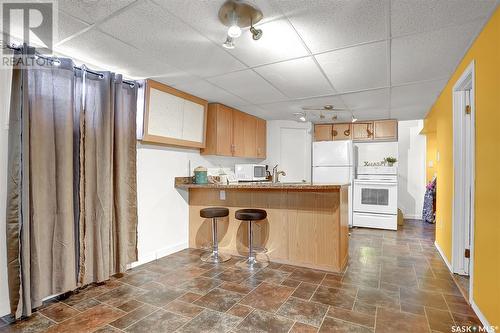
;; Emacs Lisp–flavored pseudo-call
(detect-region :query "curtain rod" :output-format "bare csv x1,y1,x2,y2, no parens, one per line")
6,44,137,88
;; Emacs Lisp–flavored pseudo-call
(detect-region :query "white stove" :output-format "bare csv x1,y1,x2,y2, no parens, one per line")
353,166,398,230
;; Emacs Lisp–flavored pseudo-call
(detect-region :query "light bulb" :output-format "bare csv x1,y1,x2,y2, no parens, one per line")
299,116,306,122
228,25,241,38
222,36,235,49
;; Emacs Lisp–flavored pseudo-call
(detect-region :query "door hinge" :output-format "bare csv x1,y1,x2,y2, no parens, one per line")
465,105,471,115
464,249,470,258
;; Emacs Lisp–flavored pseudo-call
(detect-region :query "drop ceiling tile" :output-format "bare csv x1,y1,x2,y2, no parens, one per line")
254,57,333,99
55,29,177,78
56,11,90,43
391,79,446,118
391,20,483,84
391,105,433,120
58,0,136,24
172,79,251,107
391,0,497,37
207,70,287,104
258,95,346,120
276,0,388,53
315,41,388,93
341,88,390,111
97,0,245,78
237,105,270,119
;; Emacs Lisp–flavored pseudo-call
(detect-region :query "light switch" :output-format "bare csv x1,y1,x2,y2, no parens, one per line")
220,190,226,200
436,151,440,162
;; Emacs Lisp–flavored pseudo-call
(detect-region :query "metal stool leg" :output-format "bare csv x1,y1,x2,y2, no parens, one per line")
236,220,268,270
201,217,230,263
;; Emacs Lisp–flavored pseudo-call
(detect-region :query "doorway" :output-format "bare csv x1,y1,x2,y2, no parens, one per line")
452,61,475,301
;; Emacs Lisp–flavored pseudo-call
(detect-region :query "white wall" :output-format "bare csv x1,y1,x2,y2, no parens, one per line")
0,67,13,316
397,120,427,219
264,120,312,182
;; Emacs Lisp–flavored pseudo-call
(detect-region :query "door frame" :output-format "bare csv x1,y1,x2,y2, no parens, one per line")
451,60,475,302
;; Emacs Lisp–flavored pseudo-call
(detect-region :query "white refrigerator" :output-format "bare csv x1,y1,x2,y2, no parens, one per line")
312,141,354,227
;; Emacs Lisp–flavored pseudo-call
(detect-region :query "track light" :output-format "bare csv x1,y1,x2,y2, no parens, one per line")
351,113,357,123
250,26,263,40
222,36,235,49
293,112,306,122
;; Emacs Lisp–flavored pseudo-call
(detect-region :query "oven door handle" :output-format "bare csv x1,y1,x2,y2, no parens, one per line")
354,181,397,186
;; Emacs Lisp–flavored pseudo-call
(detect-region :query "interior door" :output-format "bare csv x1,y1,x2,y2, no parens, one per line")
464,89,472,275
280,127,310,182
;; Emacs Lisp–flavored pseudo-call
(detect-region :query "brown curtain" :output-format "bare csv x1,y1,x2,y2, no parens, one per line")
76,70,138,285
6,50,138,318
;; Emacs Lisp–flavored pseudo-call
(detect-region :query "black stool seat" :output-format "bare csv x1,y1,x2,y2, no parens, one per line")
235,209,267,221
200,207,229,219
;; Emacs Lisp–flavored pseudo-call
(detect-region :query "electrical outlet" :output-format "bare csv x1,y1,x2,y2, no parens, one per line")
220,190,226,200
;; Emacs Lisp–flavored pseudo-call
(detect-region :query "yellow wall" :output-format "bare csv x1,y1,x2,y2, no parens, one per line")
423,7,500,326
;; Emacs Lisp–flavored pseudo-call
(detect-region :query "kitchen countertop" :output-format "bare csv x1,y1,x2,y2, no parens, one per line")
174,177,349,190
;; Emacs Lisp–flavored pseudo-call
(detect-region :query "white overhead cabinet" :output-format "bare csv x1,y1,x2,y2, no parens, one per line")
141,80,208,148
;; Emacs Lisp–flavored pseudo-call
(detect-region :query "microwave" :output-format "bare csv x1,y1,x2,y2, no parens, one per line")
235,164,267,182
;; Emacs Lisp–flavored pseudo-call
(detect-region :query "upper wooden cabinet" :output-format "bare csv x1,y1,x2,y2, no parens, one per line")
353,122,374,141
314,124,333,141
314,120,397,142
333,123,352,140
201,103,266,159
141,79,208,148
256,118,267,158
374,120,398,140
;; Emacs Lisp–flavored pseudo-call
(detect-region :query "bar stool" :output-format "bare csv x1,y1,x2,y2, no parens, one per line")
200,207,231,263
235,208,268,270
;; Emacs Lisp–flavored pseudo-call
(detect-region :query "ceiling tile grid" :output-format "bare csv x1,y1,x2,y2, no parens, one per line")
50,0,499,121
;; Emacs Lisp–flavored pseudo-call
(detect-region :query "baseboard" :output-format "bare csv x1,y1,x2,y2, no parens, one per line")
434,241,496,332
403,214,421,219
470,300,496,333
128,242,188,269
434,241,452,272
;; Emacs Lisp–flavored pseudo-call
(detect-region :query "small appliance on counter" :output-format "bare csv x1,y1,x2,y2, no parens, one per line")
193,166,208,184
235,164,267,182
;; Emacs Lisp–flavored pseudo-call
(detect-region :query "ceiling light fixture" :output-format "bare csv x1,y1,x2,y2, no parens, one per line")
293,112,307,122
219,0,263,48
222,36,235,49
351,115,358,123
227,11,241,38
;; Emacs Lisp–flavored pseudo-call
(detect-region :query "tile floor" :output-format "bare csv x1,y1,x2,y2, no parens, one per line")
0,220,482,333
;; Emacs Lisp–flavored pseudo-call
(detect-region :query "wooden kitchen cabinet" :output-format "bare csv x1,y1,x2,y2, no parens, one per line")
202,103,233,156
374,120,398,140
353,122,374,141
314,124,333,141
201,103,266,158
333,123,352,140
256,118,267,158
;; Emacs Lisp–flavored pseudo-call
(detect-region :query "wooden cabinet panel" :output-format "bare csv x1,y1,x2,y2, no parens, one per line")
256,118,267,158
353,122,374,141
374,120,398,140
314,124,333,141
243,114,257,157
333,123,352,140
215,105,233,156
232,109,246,157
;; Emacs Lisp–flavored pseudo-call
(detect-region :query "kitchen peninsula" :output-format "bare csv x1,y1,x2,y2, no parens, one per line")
175,178,350,273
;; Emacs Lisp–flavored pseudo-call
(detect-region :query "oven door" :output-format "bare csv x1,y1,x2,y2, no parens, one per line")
353,180,398,215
